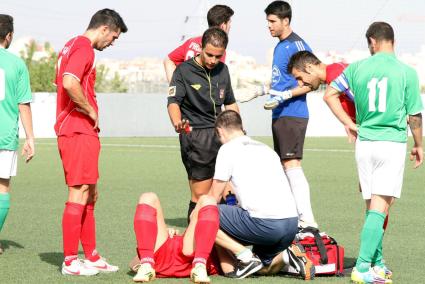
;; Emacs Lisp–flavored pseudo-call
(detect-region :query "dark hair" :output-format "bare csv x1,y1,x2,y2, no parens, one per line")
216,110,243,132
202,27,228,49
0,14,13,41
87,9,128,33
365,22,394,45
207,5,234,27
264,1,292,23
287,51,322,73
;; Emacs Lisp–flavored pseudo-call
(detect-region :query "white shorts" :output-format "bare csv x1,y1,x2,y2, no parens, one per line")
0,150,18,179
355,140,406,199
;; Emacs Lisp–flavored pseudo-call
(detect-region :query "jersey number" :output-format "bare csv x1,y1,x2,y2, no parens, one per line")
0,68,5,101
367,77,387,112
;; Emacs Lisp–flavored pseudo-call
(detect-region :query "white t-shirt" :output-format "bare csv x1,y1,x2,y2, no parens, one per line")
214,135,298,219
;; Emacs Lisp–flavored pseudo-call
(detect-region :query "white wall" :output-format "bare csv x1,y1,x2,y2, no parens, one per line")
20,92,424,138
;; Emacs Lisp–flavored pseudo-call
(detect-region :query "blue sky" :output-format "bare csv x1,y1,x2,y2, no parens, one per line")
3,0,425,63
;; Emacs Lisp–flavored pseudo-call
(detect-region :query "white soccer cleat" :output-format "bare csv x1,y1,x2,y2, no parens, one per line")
190,263,211,283
133,263,156,282
84,257,119,273
61,258,99,276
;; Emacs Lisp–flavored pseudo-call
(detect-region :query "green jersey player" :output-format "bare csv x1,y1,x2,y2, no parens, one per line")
326,22,423,284
0,14,35,254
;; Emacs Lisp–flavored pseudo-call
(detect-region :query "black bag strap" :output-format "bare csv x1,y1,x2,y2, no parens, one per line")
300,227,328,264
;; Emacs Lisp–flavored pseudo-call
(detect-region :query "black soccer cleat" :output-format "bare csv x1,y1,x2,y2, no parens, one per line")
224,254,263,279
286,243,315,280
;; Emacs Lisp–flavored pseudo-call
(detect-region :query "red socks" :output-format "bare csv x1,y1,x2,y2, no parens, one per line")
62,202,85,265
383,213,389,231
80,203,100,262
193,205,219,266
134,204,158,265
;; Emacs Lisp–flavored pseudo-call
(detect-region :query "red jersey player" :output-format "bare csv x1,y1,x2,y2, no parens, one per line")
55,9,127,276
287,50,356,122
163,5,234,82
129,193,220,283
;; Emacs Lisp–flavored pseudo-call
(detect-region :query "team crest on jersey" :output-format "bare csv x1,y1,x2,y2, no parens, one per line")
271,65,281,88
191,84,202,91
219,89,225,99
168,86,176,97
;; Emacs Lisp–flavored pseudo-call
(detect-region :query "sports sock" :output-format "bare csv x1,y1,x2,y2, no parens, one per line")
80,203,100,262
134,204,157,265
236,248,254,263
383,213,389,231
0,193,10,232
356,210,386,272
62,202,85,264
193,205,219,266
187,200,197,224
285,167,315,224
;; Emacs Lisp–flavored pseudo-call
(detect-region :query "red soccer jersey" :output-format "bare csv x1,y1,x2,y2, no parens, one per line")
154,235,220,278
168,36,226,66
326,63,356,122
55,36,98,137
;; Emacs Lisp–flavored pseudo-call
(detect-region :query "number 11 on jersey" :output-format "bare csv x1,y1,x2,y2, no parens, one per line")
367,77,387,112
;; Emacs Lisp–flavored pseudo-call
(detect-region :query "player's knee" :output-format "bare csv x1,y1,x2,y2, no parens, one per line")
197,195,216,208
138,192,159,205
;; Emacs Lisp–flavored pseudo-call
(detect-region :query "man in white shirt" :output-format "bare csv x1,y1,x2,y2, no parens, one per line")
209,110,314,280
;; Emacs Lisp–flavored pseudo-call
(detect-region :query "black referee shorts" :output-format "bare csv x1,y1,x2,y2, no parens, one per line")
272,116,308,161
179,127,221,180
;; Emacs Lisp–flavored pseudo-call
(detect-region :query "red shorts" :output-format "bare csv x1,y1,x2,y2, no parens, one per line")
57,134,100,186
340,96,356,122
154,235,220,278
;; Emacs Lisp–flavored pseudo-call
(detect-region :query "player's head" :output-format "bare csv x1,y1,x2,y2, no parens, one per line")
288,51,324,90
365,22,394,55
207,5,234,34
86,9,128,51
215,110,245,144
200,27,228,70
0,14,14,49
265,1,292,39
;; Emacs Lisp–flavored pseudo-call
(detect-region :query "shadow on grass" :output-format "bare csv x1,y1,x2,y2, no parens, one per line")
165,217,187,228
39,252,63,270
0,239,25,250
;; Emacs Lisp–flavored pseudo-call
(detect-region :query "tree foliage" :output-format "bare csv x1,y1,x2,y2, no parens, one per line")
20,40,128,93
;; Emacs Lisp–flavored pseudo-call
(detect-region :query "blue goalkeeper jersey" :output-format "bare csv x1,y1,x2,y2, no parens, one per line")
271,32,312,119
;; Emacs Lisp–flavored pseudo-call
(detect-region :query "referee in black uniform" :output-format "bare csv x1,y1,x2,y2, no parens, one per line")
167,27,239,221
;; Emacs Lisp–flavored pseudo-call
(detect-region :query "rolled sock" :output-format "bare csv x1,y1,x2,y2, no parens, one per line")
285,167,315,224
62,202,85,261
193,205,219,266
356,210,386,272
134,204,157,265
81,203,100,262
0,193,10,232
236,248,253,263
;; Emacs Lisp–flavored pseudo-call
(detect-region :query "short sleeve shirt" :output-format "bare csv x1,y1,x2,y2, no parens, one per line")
0,48,32,150
168,36,226,66
54,36,98,137
331,52,423,142
271,32,312,119
214,136,298,219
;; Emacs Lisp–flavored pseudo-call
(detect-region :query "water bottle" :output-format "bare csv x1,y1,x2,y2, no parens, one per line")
225,192,237,206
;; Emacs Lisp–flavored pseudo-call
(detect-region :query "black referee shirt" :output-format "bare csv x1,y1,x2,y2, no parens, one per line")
167,57,236,129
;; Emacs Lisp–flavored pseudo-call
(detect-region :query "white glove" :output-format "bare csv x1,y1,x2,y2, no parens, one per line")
238,84,269,103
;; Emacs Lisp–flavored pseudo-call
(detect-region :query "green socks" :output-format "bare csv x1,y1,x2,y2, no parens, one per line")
356,210,386,272
0,192,10,232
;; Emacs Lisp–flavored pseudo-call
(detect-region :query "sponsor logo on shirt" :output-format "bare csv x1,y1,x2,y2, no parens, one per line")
188,42,202,53
219,89,225,99
191,84,202,91
62,46,70,55
271,65,281,88
168,86,176,96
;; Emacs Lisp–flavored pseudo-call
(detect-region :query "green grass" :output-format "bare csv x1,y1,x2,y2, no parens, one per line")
1,137,423,283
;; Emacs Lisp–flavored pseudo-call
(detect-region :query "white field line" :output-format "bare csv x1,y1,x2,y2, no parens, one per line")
36,142,354,152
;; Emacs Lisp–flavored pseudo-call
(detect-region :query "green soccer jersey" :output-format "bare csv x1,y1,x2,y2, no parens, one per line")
0,48,32,150
332,52,423,142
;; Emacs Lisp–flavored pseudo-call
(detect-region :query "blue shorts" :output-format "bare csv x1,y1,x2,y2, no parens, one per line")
218,204,298,265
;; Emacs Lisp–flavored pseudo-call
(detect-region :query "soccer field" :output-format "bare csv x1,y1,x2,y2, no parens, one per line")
1,137,423,283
